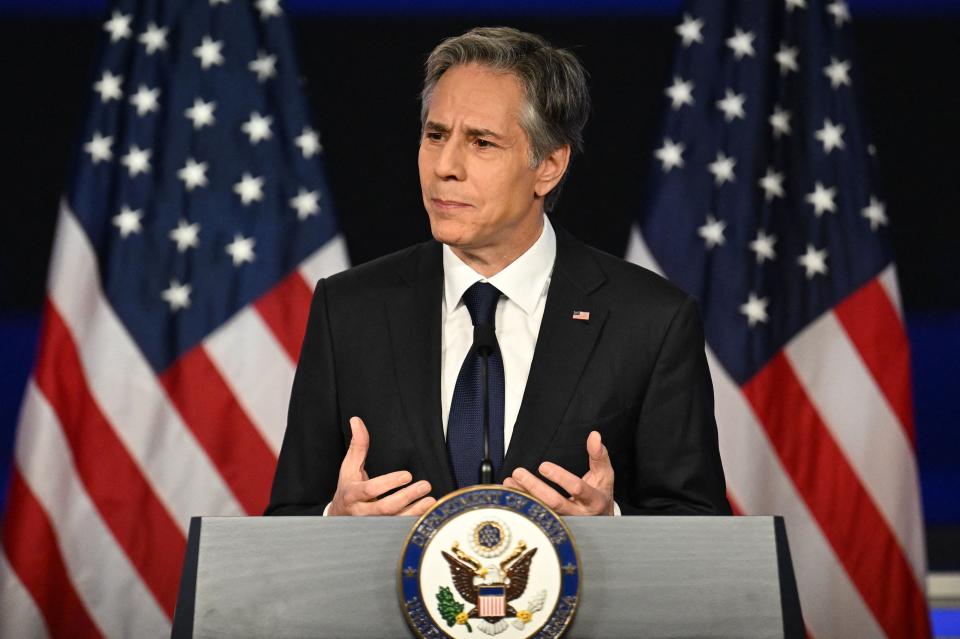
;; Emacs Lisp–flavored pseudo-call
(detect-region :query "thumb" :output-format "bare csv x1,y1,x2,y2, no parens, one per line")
342,416,370,476
586,431,612,474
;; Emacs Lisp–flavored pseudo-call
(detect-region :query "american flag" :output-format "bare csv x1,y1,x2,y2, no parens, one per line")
0,0,348,636
628,1,930,637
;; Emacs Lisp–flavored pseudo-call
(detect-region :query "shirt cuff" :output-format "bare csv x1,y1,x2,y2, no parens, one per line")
322,501,332,516
612,500,622,517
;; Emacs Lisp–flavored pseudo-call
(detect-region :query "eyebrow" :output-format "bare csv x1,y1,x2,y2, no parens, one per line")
423,120,504,140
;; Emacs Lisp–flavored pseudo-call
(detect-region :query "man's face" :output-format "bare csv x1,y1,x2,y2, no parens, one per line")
418,63,547,254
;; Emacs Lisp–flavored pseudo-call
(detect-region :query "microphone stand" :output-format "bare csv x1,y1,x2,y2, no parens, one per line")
474,324,496,485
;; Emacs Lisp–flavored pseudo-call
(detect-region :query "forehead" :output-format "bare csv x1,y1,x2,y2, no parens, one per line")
427,63,525,130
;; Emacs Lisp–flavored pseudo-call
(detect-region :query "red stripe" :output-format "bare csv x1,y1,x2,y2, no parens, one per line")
159,346,276,514
2,468,102,639
34,301,185,619
726,492,745,516
743,354,929,639
35,300,186,618
254,271,314,362
834,278,916,446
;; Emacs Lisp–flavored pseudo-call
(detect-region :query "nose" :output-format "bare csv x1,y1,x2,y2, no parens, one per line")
434,136,466,181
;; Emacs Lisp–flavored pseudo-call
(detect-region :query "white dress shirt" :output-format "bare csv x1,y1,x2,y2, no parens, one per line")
440,217,556,451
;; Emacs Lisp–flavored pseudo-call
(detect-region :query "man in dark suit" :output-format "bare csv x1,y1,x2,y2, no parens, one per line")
267,27,729,518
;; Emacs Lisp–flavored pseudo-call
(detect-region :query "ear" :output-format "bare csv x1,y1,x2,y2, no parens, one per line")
533,144,571,198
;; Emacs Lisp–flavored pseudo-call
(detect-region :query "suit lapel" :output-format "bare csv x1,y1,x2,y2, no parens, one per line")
385,242,456,496
499,228,608,479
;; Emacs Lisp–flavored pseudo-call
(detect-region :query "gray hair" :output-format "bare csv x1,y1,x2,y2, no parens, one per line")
421,27,590,212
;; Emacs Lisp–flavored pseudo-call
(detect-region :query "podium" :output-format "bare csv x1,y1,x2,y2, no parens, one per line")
172,515,802,638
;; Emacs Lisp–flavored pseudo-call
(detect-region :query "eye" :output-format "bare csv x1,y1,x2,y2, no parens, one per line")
474,138,497,149
424,131,444,142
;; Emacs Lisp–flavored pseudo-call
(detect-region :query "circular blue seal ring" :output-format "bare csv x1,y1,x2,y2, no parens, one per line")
397,485,581,639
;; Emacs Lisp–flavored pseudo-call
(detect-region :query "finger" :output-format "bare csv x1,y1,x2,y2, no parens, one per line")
373,480,433,515
399,496,437,517
511,467,573,514
502,477,522,490
539,461,600,505
341,416,370,476
347,469,413,503
586,431,613,475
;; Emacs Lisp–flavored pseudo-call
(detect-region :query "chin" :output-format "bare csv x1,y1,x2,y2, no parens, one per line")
427,214,475,248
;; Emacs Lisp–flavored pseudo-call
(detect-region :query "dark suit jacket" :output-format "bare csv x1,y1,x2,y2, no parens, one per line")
267,226,730,516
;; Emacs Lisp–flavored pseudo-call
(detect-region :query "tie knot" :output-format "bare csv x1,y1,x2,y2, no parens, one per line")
462,282,501,326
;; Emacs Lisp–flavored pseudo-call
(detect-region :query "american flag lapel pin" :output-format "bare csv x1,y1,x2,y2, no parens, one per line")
571,310,590,321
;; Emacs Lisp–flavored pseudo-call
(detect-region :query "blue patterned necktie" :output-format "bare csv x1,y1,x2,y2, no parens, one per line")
447,282,505,488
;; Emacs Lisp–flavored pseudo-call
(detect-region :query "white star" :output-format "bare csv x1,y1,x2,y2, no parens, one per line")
775,44,799,75
103,10,132,42
249,51,277,82
112,206,142,238
716,89,746,122
184,98,216,129
93,70,123,103
798,245,829,279
758,168,785,201
226,234,256,266
234,173,264,205
120,145,151,177
749,230,778,263
740,292,770,327
138,22,168,55
675,13,705,47
726,28,756,60
169,219,201,252
290,188,321,220
698,215,727,249
255,0,283,19
824,57,852,89
177,158,209,191
241,111,273,144
294,126,322,158
707,151,736,185
83,131,113,164
193,36,225,70
654,138,685,172
827,1,851,27
664,76,694,110
815,118,846,154
805,182,837,216
129,84,160,116
785,0,807,11
769,106,792,138
161,279,192,311
862,196,889,231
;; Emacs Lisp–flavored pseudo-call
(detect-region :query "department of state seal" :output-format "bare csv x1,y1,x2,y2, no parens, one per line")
398,486,580,638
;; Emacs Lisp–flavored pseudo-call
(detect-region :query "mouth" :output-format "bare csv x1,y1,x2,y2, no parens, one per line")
431,198,473,211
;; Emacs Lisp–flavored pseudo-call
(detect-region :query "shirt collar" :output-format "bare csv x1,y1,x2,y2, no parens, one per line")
442,216,557,316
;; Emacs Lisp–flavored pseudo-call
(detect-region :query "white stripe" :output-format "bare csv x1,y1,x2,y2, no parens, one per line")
624,224,664,276
47,203,244,529
624,228,884,639
14,382,170,638
708,348,886,639
298,234,350,286
0,551,49,639
784,308,927,583
204,308,295,455
878,265,903,318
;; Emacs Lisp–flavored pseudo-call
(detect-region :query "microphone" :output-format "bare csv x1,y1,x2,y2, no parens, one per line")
473,324,498,484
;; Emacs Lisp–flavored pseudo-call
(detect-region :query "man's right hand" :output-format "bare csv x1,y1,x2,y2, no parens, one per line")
327,416,436,516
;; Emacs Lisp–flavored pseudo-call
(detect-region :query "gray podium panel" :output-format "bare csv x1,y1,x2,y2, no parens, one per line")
173,516,801,639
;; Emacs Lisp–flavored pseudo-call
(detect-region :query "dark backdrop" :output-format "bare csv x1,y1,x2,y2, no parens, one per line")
1,14,958,566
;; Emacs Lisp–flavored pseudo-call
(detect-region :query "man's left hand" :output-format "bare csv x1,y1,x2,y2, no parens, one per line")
503,430,614,516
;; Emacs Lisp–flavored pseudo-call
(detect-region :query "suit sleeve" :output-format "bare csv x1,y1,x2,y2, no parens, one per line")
265,279,345,515
620,295,731,515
